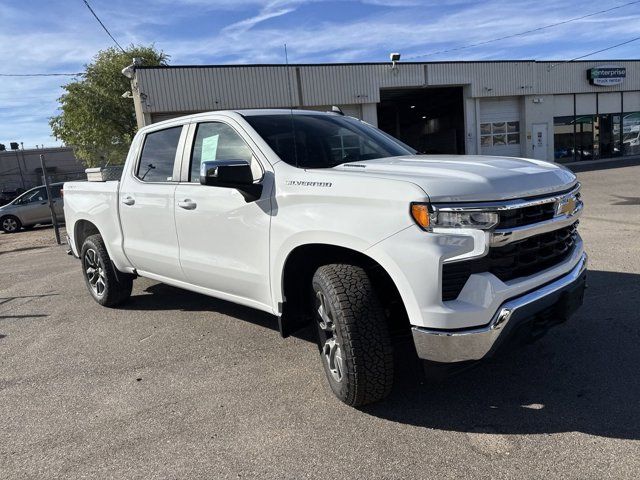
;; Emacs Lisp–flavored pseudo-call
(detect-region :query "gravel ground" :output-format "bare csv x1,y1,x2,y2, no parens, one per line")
1,164,639,479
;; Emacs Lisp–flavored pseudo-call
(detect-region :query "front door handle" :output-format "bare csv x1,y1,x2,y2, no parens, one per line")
178,199,197,210
122,196,135,206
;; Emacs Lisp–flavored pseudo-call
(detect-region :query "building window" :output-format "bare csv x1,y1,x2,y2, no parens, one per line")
480,121,520,147
622,112,640,156
554,111,640,163
554,116,575,161
553,115,597,163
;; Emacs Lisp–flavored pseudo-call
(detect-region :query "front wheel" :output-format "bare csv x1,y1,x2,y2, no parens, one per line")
81,234,133,307
1,215,21,233
312,264,394,406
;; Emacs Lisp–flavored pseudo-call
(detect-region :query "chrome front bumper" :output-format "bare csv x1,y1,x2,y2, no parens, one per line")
412,252,588,363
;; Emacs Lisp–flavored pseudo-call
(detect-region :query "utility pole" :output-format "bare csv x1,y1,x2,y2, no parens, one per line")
20,142,27,184
10,142,26,189
39,154,61,245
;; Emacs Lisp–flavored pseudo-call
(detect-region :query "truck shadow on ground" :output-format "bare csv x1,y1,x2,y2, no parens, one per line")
125,269,639,440
363,269,640,441
126,282,317,343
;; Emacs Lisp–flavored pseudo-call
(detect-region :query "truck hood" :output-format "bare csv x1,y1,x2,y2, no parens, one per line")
332,155,577,202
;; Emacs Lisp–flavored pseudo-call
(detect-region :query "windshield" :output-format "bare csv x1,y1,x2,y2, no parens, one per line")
623,132,639,142
244,114,415,168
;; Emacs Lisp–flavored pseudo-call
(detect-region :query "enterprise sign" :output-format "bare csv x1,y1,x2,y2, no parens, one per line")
587,66,626,86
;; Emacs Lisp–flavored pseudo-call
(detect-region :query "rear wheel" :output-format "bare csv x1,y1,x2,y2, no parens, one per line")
81,234,133,307
1,215,21,233
312,264,394,406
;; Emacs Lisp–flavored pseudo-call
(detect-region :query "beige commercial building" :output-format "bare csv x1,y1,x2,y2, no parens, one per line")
129,60,640,163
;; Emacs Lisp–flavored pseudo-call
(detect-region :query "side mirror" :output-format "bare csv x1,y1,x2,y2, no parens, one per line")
200,160,262,201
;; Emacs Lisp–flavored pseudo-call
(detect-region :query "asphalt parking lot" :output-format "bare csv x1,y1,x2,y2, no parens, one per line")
1,163,639,479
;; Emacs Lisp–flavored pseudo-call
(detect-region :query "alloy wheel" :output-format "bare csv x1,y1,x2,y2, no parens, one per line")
84,248,106,297
2,218,18,232
316,290,344,383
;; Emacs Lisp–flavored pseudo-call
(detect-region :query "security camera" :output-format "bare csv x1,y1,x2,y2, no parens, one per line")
389,52,401,70
121,91,133,99
121,64,135,79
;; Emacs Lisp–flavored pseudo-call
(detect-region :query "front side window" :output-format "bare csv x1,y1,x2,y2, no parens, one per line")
189,122,254,182
136,126,183,182
244,114,415,168
17,187,47,204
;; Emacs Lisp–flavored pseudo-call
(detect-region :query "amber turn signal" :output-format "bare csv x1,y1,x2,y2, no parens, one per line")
410,203,431,230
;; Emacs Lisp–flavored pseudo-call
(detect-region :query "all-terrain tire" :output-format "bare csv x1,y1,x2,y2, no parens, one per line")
312,264,394,406
81,234,133,307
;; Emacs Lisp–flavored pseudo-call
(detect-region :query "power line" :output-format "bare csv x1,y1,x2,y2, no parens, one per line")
548,35,640,69
81,0,126,53
0,73,82,77
406,0,640,60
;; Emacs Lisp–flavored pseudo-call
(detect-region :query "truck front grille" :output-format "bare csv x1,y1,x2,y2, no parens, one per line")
442,222,579,301
497,202,556,228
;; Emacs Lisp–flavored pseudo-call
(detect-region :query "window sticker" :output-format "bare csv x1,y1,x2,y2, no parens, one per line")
201,134,220,161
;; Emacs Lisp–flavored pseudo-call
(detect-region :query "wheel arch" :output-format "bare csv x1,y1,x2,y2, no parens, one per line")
73,219,101,254
277,243,410,338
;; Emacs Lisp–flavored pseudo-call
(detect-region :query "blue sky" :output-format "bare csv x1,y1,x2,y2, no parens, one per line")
1,0,639,147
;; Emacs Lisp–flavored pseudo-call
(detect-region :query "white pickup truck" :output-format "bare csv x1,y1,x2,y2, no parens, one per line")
64,109,586,406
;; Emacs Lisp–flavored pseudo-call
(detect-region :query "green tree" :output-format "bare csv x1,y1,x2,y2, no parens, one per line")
50,45,168,167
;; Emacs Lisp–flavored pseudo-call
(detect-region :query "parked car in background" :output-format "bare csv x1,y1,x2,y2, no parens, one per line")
0,183,64,233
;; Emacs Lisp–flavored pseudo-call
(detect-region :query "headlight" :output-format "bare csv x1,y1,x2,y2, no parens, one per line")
433,211,498,229
410,203,498,230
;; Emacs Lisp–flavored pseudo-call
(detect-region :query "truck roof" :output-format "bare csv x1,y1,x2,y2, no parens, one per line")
236,109,340,116
148,109,340,128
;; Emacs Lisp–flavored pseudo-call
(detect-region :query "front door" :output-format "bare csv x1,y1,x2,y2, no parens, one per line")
18,187,50,224
532,123,548,160
174,120,272,310
119,125,187,281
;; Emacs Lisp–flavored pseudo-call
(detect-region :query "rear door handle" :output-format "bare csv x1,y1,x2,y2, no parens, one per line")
177,199,197,210
122,196,135,206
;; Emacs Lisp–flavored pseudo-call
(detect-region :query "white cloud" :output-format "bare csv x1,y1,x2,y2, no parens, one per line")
1,0,639,147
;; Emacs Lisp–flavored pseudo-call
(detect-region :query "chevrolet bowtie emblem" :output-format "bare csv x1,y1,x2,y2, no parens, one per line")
556,194,578,216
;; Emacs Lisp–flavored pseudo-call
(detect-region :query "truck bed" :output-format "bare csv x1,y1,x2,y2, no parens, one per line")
63,180,130,271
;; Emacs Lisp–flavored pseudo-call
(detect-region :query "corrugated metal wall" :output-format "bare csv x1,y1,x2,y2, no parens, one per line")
135,61,640,116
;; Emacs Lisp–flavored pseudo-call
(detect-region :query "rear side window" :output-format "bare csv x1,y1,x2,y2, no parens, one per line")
136,126,183,182
189,122,254,182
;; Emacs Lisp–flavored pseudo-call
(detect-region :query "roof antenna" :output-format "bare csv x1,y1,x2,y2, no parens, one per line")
284,43,299,168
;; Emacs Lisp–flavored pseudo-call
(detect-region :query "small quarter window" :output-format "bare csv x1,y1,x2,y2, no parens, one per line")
136,126,182,182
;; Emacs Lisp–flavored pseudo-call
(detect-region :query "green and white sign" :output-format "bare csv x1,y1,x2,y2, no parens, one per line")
587,66,626,86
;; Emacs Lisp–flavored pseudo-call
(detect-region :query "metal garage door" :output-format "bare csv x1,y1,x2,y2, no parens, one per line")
479,97,522,157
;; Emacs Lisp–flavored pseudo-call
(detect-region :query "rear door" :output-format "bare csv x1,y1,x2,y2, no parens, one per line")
50,184,64,221
173,119,273,309
119,124,188,281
